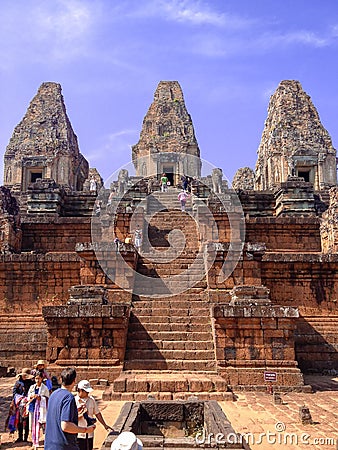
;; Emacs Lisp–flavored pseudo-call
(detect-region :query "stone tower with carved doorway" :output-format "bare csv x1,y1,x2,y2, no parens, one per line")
131,81,201,185
3,82,89,192
255,80,337,190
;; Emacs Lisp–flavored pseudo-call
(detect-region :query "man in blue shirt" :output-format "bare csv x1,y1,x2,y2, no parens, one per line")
44,368,96,450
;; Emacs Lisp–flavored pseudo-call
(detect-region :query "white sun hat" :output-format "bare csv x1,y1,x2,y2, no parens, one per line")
77,379,93,393
110,431,143,450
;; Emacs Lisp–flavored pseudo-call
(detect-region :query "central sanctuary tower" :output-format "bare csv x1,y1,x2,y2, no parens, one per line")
131,81,201,185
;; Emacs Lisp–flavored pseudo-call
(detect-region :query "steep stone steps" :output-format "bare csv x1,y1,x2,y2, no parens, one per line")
144,205,198,250
135,270,205,278
134,250,207,294
137,263,204,273
128,306,210,315
111,195,223,397
137,254,203,263
146,217,195,222
135,266,205,275
126,330,213,341
146,209,194,217
124,359,216,371
0,315,47,369
133,281,207,295
107,371,232,401
295,316,338,372
133,292,209,307
146,190,193,214
125,349,215,360
126,339,214,351
127,322,210,333
128,314,211,324
141,249,200,257
124,293,215,371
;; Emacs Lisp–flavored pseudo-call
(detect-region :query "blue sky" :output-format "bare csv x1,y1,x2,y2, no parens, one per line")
1,0,338,184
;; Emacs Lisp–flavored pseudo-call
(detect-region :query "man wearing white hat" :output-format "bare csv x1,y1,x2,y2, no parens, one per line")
75,380,113,450
110,431,143,450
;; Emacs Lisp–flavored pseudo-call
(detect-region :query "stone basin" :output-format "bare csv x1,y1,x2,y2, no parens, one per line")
102,399,249,449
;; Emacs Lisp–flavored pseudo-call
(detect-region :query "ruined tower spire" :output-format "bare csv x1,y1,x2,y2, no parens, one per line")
255,80,336,190
132,81,201,182
4,82,89,191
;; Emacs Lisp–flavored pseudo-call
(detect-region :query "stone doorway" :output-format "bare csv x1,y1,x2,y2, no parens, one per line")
162,165,175,186
297,169,310,182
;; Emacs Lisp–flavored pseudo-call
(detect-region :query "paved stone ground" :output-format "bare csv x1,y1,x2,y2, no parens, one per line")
220,375,338,450
0,375,337,449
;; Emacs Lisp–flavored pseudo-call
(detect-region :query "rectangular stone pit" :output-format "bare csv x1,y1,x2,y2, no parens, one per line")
103,400,249,449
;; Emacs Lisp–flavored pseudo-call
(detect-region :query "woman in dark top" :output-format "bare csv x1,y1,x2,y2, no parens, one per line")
12,367,34,442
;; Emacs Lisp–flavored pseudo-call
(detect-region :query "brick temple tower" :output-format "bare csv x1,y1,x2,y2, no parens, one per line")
3,82,89,192
131,81,201,185
255,80,337,190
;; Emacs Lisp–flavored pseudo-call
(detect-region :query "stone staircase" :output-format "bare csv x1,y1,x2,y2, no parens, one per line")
124,290,214,372
108,287,231,400
146,188,192,214
0,315,47,369
296,315,338,373
143,189,195,252
133,250,206,297
106,194,232,400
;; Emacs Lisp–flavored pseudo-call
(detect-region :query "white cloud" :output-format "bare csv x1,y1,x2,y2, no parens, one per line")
188,26,335,59
1,0,337,72
85,129,138,178
128,0,253,28
329,24,338,38
34,0,95,62
160,0,228,26
0,0,95,67
36,0,92,42
256,30,329,50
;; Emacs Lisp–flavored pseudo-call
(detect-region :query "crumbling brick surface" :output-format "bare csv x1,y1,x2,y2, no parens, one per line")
320,186,338,253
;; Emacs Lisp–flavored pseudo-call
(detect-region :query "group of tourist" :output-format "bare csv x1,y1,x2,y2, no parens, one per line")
160,173,193,193
160,172,192,211
114,224,143,253
7,364,144,450
8,360,52,447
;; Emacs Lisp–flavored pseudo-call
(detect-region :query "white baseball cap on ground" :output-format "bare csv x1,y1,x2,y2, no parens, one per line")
110,431,143,450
